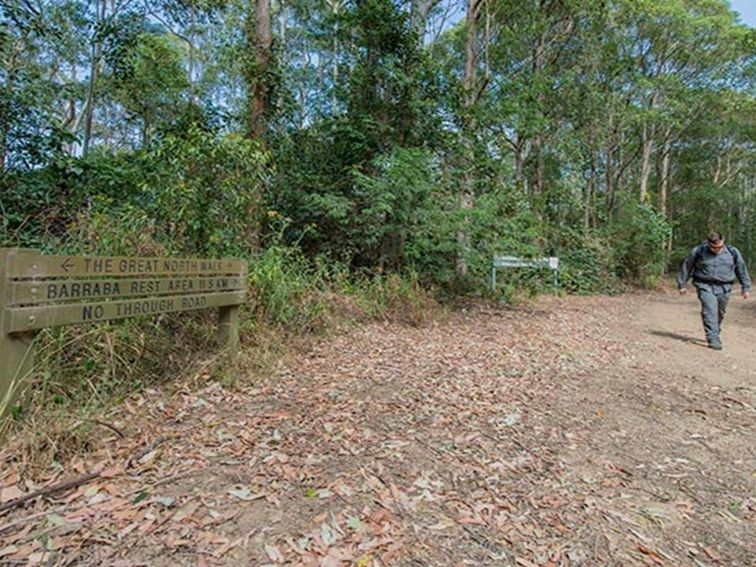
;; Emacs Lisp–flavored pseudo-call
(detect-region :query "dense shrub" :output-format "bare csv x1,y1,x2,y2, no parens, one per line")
558,236,619,295
610,203,672,285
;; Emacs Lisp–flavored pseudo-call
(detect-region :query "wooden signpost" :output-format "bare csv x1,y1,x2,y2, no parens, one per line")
0,248,247,417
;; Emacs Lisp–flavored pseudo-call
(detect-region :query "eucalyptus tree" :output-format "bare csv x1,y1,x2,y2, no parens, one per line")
245,0,272,139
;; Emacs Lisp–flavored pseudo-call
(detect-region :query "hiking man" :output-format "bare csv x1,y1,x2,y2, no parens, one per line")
678,232,751,350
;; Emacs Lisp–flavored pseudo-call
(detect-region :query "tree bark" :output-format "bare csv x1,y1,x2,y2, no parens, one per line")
639,89,661,203
456,0,482,279
0,123,7,172
605,113,616,219
658,129,672,217
528,1,546,199
189,1,196,105
584,140,598,236
83,0,105,156
514,140,524,193
248,0,273,140
639,122,653,203
0,49,12,171
411,0,439,47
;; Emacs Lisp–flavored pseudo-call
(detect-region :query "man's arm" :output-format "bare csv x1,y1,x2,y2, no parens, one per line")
677,247,698,291
732,247,751,297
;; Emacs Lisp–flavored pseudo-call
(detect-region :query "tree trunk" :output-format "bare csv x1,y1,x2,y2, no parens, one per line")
324,0,341,109
83,0,105,156
189,1,196,105
639,91,660,203
248,0,273,140
456,0,482,279
639,122,653,203
584,144,597,237
529,4,546,199
605,121,616,219
658,130,671,218
0,49,12,171
411,0,438,47
0,123,7,172
530,135,544,197
514,140,524,193
142,114,151,147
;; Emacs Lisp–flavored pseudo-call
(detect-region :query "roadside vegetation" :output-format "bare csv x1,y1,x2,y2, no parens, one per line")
1,0,754,442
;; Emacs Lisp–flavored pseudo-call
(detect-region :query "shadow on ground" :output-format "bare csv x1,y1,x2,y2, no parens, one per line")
648,329,708,347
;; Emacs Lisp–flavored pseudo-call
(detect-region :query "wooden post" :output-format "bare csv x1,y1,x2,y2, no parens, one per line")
0,248,40,419
218,305,240,361
218,259,246,362
0,248,246,418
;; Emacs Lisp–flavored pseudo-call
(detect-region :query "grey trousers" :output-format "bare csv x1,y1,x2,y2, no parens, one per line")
695,283,731,343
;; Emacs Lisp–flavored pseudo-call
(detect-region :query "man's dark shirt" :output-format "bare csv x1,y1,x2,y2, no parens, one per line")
677,243,752,292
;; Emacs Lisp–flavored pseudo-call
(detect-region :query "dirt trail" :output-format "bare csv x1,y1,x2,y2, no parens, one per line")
1,291,754,566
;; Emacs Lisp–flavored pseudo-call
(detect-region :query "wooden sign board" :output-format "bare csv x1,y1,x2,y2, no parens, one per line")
7,290,247,333
7,276,246,306
1,248,248,419
6,254,246,278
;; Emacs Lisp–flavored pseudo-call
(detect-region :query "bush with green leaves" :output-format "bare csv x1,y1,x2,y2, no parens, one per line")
557,234,619,295
2,125,268,259
352,147,437,270
610,203,672,285
405,184,541,292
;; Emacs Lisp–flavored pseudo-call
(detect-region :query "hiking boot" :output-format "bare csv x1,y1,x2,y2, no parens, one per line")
708,341,722,350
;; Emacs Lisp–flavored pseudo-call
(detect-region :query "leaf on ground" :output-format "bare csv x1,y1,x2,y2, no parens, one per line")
199,532,230,545
264,543,282,562
702,546,722,562
637,544,665,565
428,517,456,531
100,464,124,478
0,546,19,558
132,491,149,504
228,487,265,501
46,513,68,527
320,523,337,546
0,486,23,503
155,496,176,508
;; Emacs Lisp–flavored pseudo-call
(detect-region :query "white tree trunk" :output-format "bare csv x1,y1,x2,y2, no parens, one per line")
456,0,482,278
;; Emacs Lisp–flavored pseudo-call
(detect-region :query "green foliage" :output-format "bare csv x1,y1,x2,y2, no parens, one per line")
611,203,672,285
139,126,267,256
29,317,210,411
406,186,541,291
2,126,268,258
2,0,756,433
247,243,337,333
558,236,619,295
353,147,436,269
247,240,436,334
110,32,189,141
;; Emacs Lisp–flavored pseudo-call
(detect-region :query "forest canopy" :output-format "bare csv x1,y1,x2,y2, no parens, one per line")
2,0,754,293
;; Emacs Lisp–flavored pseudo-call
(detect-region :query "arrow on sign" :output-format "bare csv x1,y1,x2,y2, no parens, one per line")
61,258,73,272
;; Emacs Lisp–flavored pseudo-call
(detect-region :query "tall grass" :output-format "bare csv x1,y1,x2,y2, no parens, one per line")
2,243,438,459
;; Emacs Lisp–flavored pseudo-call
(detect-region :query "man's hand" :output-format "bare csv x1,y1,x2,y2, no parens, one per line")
742,291,751,300
678,288,687,296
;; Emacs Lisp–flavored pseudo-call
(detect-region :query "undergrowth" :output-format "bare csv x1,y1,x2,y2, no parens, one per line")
1,245,439,470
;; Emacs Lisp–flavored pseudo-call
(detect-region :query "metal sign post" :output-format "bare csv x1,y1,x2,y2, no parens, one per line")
491,255,560,292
